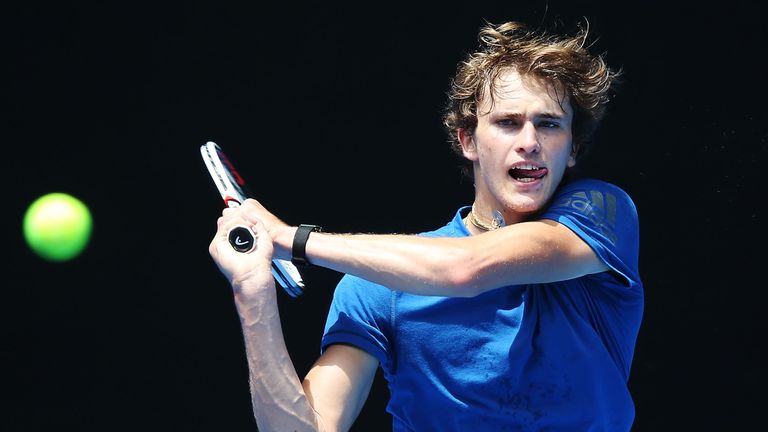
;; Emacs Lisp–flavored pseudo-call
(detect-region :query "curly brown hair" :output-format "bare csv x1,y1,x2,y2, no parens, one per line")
443,20,620,173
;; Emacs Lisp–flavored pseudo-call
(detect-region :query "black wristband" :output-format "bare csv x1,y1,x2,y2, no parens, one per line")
292,224,321,266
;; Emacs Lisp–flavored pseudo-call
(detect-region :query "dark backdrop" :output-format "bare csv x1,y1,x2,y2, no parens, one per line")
4,1,766,431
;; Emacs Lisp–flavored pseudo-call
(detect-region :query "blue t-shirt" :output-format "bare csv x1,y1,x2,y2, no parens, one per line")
321,179,643,431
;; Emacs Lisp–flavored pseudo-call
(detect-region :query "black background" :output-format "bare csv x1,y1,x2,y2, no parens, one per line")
4,1,766,431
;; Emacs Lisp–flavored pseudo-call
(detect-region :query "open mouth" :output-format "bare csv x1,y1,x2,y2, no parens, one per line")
509,164,548,183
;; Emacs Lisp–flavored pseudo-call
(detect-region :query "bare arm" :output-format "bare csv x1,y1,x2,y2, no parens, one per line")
303,344,379,431
303,220,608,297
210,211,377,431
234,276,318,431
232,199,608,297
236,280,377,431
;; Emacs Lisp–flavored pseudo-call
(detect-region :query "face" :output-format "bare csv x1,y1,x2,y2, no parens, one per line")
459,69,575,225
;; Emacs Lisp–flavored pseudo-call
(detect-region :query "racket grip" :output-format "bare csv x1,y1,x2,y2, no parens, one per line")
228,225,256,253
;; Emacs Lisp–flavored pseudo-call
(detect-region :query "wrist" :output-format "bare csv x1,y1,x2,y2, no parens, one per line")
232,270,278,308
233,290,278,327
270,225,297,260
291,224,322,266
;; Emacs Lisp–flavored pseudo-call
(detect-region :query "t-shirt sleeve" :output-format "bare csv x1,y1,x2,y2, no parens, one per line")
540,179,641,289
321,274,393,367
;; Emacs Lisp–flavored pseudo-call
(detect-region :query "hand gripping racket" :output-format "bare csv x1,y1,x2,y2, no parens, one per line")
200,141,305,297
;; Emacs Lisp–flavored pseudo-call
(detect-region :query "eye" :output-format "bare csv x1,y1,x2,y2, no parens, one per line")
496,118,520,127
538,120,561,129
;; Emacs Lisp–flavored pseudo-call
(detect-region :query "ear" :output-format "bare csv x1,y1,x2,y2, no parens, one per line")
567,153,576,168
568,141,578,167
458,128,478,161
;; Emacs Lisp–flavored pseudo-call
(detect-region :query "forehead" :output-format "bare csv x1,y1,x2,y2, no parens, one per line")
479,69,572,116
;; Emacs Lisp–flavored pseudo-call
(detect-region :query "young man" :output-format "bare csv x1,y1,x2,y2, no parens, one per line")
209,21,643,431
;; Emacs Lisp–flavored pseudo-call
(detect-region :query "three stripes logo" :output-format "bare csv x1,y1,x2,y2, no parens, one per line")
551,190,619,245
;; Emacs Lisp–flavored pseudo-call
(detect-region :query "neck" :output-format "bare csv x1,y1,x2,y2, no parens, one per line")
465,204,505,233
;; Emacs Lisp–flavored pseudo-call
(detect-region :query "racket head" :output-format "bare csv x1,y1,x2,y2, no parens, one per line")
200,141,253,208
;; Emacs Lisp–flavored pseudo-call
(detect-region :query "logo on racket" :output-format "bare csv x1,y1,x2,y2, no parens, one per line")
228,226,255,253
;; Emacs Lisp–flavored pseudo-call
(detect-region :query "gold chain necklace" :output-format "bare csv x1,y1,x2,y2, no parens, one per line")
467,205,505,231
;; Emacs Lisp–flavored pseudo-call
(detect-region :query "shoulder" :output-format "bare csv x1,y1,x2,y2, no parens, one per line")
552,178,635,201
540,177,640,253
546,178,638,222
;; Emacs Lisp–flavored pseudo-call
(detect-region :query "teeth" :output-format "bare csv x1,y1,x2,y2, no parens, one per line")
516,177,536,183
514,164,539,170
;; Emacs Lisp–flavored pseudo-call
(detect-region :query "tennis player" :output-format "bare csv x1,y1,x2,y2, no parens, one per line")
210,20,643,431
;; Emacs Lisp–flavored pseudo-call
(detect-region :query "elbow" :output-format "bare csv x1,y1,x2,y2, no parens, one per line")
440,253,484,298
445,271,483,298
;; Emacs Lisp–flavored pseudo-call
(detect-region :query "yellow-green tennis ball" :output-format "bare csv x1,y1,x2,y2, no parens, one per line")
23,193,93,262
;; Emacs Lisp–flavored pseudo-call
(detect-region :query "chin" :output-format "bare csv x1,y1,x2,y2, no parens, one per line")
507,196,545,215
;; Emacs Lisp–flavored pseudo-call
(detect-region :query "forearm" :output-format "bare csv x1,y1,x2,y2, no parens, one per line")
302,232,479,297
233,282,321,431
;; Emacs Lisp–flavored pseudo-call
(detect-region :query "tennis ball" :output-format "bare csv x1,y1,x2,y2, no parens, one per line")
23,193,93,262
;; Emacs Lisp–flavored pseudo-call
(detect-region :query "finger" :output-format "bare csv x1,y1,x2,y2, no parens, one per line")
218,206,253,230
245,218,275,257
216,213,240,233
249,217,268,237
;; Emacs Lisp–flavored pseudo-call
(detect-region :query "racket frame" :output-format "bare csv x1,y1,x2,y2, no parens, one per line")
200,141,305,297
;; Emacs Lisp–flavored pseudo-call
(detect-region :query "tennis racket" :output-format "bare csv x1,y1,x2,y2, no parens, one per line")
200,141,305,297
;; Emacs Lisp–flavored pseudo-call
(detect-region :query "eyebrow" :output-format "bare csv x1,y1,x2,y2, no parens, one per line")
539,112,565,119
493,111,566,119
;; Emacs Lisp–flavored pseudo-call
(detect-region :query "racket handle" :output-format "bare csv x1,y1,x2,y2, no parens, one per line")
228,225,256,253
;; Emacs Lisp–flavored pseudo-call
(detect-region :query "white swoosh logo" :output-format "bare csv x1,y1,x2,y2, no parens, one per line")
234,237,249,246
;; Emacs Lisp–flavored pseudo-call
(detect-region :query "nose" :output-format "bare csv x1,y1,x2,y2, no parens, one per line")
515,121,540,154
